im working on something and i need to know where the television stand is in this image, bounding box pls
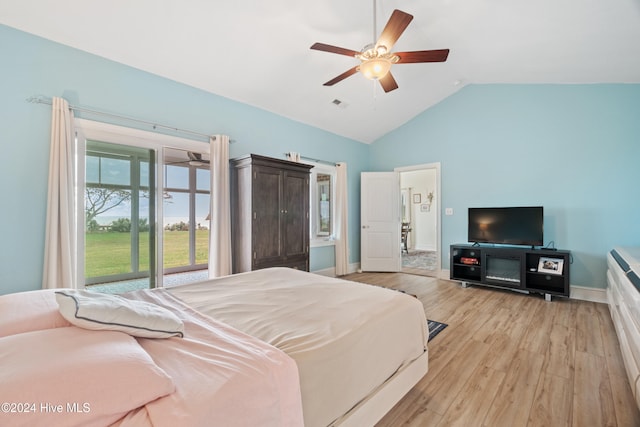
[450,244,570,299]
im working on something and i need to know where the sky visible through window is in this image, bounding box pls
[89,158,210,228]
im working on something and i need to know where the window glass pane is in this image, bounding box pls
[165,164,189,189]
[84,140,156,288]
[86,187,132,230]
[162,150,211,272]
[317,173,332,236]
[85,189,133,277]
[163,191,190,269]
[195,193,210,265]
[139,160,149,190]
[196,168,210,191]
[86,156,100,184]
[101,157,130,186]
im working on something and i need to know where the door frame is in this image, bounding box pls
[395,162,442,277]
[75,119,210,288]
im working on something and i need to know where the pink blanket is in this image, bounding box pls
[111,289,304,427]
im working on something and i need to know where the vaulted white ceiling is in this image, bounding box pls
[2,0,640,143]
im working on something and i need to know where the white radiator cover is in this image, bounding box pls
[607,247,640,409]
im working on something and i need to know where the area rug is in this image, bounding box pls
[402,250,437,270]
[427,320,448,342]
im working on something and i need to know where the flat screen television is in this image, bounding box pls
[468,206,543,247]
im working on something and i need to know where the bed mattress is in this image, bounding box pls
[126,288,304,427]
[168,267,428,427]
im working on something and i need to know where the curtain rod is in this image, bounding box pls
[27,95,216,141]
[284,153,337,166]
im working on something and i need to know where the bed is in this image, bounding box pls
[166,267,429,427]
[0,267,428,427]
[0,287,303,427]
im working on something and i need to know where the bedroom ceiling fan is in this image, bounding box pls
[167,151,210,167]
[186,151,209,166]
[310,4,450,93]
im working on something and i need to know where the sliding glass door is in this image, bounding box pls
[77,119,212,292]
[76,119,211,292]
[84,141,156,288]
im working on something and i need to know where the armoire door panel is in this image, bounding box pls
[253,166,283,261]
[283,171,309,258]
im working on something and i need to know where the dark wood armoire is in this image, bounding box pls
[230,154,313,273]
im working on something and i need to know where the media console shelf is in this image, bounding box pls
[450,244,570,300]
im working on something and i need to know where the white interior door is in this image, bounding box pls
[361,172,401,272]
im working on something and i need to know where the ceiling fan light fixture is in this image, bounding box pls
[359,57,392,80]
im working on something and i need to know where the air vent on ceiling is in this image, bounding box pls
[331,99,348,109]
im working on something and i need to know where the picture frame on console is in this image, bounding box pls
[538,257,564,275]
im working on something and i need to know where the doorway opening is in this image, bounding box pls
[396,163,441,278]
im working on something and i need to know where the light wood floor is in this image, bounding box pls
[341,272,640,427]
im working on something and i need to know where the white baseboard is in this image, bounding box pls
[570,285,608,303]
[311,267,336,277]
[312,263,360,278]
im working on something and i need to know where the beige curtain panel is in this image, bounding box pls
[208,135,232,278]
[42,97,77,289]
[334,162,349,276]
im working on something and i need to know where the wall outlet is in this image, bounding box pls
[445,208,454,215]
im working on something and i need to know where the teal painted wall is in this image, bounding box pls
[0,24,367,295]
[370,84,640,289]
[2,22,638,295]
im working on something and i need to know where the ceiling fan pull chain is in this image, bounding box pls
[372,81,378,110]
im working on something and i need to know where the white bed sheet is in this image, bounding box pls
[168,267,428,427]
[116,288,304,427]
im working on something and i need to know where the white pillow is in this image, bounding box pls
[55,290,184,339]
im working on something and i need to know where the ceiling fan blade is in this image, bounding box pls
[310,42,359,58]
[377,10,413,51]
[379,72,399,93]
[323,66,360,86]
[395,49,450,64]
